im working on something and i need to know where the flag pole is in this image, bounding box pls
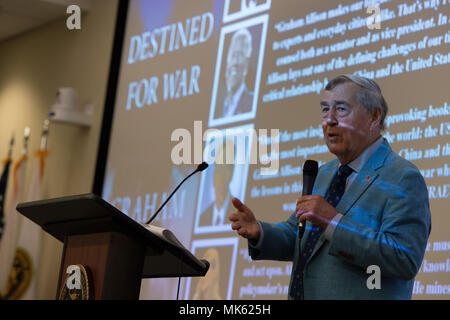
[7,134,14,160]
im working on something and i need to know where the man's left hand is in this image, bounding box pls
[296,195,339,230]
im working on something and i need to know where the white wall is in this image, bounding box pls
[0,0,118,299]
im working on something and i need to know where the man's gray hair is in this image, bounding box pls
[228,28,252,62]
[325,74,389,130]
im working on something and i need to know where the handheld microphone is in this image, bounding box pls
[146,162,208,224]
[298,160,318,239]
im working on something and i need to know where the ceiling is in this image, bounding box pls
[0,0,91,42]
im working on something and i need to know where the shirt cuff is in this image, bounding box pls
[323,213,343,241]
[248,220,264,249]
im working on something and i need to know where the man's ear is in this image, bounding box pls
[370,108,382,131]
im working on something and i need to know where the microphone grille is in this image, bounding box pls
[303,160,318,176]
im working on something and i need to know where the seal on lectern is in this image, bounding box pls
[59,264,93,300]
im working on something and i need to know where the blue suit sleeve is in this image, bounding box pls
[249,213,299,261]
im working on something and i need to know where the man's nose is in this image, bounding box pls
[324,109,338,126]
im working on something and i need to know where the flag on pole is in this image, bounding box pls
[0,154,27,298]
[7,149,49,300]
[0,128,30,299]
[4,122,49,300]
[0,135,14,242]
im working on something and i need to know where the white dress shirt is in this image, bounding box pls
[222,83,246,118]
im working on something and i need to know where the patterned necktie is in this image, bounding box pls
[290,164,354,300]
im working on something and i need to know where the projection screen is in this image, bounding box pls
[100,0,450,299]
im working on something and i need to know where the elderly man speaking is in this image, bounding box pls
[229,74,431,299]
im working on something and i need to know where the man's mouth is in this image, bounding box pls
[327,133,340,142]
[328,132,339,138]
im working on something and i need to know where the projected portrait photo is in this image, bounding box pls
[209,15,268,127]
[194,124,254,234]
[223,0,271,23]
[184,237,239,300]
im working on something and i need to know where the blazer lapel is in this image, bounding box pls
[306,141,392,263]
[336,141,391,215]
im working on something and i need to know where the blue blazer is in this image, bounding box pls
[249,140,431,299]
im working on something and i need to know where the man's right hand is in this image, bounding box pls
[229,197,261,242]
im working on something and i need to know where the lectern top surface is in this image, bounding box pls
[16,193,161,244]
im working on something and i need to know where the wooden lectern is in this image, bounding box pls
[16,193,209,300]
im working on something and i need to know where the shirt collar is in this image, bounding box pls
[345,136,384,173]
[212,190,231,225]
[223,83,246,117]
